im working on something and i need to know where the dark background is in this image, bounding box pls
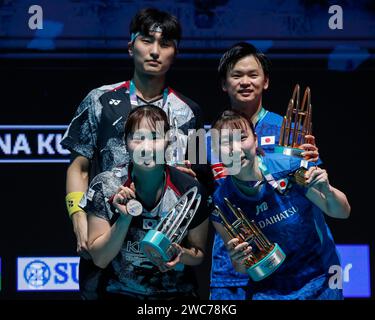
[0,0,374,300]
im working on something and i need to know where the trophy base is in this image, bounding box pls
[140,230,172,264]
[247,243,286,281]
[274,146,304,158]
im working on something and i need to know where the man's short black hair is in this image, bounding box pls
[129,8,182,44]
[218,42,271,81]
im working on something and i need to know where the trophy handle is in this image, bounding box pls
[157,192,189,235]
[174,193,202,244]
[140,186,202,266]
[277,84,313,154]
[160,187,198,238]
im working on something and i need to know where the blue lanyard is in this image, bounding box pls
[232,156,281,194]
[129,79,169,108]
[254,107,268,127]
[257,155,283,193]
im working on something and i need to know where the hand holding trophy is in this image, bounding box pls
[140,186,201,269]
[276,84,315,186]
[216,198,286,281]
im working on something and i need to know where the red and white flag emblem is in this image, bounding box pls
[260,136,275,146]
[277,178,288,191]
[211,163,227,180]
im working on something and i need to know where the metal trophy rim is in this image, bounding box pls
[246,243,286,281]
[140,230,172,262]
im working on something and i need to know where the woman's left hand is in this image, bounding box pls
[305,166,332,194]
[158,243,183,273]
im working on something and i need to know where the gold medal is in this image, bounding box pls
[293,167,308,186]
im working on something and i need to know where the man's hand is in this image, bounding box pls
[72,211,91,259]
[175,160,197,178]
[300,134,319,162]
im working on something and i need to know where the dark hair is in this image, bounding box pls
[212,109,264,156]
[218,42,271,81]
[212,109,256,136]
[129,8,182,44]
[124,105,170,141]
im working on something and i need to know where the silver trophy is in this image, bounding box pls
[140,187,201,267]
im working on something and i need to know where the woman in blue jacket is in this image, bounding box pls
[210,109,350,300]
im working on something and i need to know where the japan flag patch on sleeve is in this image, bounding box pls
[277,178,289,192]
[260,136,275,146]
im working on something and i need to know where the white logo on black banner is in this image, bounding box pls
[109,99,121,106]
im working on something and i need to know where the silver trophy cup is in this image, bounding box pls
[140,186,201,267]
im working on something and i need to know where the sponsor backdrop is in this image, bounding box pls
[11,246,371,298]
[17,257,79,291]
[0,0,374,299]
